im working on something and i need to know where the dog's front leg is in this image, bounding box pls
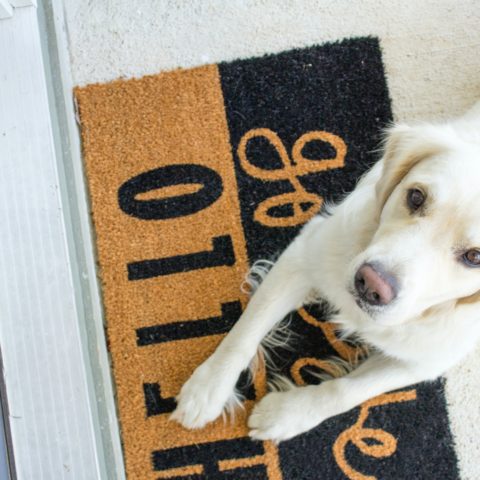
[171,238,312,429]
[248,353,433,442]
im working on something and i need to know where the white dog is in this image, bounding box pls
[172,102,480,442]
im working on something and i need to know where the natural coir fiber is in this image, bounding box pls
[75,38,458,480]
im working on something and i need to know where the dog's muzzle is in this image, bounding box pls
[354,262,398,307]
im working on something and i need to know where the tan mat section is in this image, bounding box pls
[75,65,281,479]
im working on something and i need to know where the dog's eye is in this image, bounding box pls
[463,250,480,267]
[406,188,426,211]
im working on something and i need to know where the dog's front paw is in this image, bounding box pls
[248,387,321,442]
[171,360,238,429]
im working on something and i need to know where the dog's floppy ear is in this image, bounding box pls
[376,123,451,208]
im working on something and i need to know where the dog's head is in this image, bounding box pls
[350,110,480,325]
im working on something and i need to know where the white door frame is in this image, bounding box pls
[0,1,125,478]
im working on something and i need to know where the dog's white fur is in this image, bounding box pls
[171,102,480,442]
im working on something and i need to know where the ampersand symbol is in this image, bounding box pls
[237,128,347,227]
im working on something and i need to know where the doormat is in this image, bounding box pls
[75,37,459,480]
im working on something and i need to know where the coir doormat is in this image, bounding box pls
[75,37,459,480]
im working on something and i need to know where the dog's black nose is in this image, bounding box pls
[354,263,398,306]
